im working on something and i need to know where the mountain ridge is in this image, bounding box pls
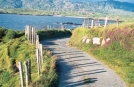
[0,0,134,17]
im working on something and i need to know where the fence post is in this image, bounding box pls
[25,61,29,87]
[27,26,30,41]
[104,16,108,28]
[82,18,85,28]
[30,26,32,43]
[25,26,27,38]
[34,27,36,44]
[28,59,31,82]
[19,62,24,87]
[91,20,94,28]
[36,35,39,49]
[39,44,43,64]
[36,49,40,76]
[117,16,119,28]
[31,27,34,44]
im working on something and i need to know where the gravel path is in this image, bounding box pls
[41,37,126,87]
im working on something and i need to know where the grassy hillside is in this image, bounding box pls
[0,28,70,87]
[1,0,134,22]
[68,22,134,87]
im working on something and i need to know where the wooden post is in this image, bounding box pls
[33,27,35,44]
[91,20,94,28]
[36,49,40,76]
[25,61,29,87]
[30,26,32,43]
[36,35,39,49]
[31,27,34,44]
[19,62,24,87]
[25,26,27,37]
[117,16,119,28]
[98,20,100,27]
[39,44,43,64]
[87,18,90,28]
[83,18,85,28]
[28,59,31,82]
[34,27,36,44]
[104,16,108,28]
[24,59,31,87]
[27,26,30,41]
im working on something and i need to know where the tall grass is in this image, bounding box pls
[0,27,58,87]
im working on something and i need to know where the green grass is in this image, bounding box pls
[37,29,72,41]
[68,22,134,87]
[0,27,58,87]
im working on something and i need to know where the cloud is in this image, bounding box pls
[72,0,134,3]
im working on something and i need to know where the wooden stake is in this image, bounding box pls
[36,35,39,49]
[36,49,40,75]
[27,26,30,41]
[25,26,27,37]
[91,20,94,28]
[104,16,108,28]
[28,59,31,82]
[83,18,86,28]
[40,44,43,64]
[31,27,34,44]
[25,61,29,87]
[19,62,24,87]
[117,16,119,28]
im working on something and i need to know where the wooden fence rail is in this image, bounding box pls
[19,25,44,87]
[82,16,120,28]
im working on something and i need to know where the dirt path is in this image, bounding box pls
[41,37,126,87]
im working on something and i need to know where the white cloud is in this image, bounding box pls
[75,0,134,3]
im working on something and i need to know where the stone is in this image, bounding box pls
[86,39,91,44]
[82,35,88,43]
[101,39,106,46]
[82,38,86,43]
[106,38,110,42]
[93,37,100,45]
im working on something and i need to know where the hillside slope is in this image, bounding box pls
[68,22,134,87]
[0,0,134,16]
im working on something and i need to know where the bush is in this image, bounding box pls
[9,41,19,58]
[5,29,16,40]
[0,70,13,86]
[0,27,7,38]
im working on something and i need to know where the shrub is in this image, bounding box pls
[5,29,16,40]
[8,41,19,58]
[0,27,7,38]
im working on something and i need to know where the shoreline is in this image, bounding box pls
[0,13,119,22]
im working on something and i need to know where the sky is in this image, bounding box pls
[71,0,134,3]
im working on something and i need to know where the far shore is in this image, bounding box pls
[0,13,120,22]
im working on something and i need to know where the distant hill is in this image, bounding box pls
[0,0,134,16]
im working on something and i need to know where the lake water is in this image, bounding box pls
[0,14,115,30]
[0,14,83,30]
